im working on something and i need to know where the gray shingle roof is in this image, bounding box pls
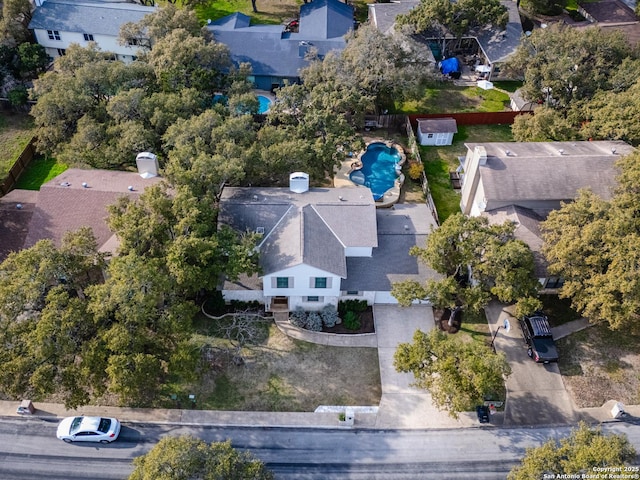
[218,186,377,277]
[28,0,155,37]
[483,205,548,278]
[475,0,523,64]
[417,117,457,134]
[465,140,633,204]
[0,189,39,262]
[24,168,162,250]
[341,204,441,291]
[208,0,352,77]
[368,1,419,35]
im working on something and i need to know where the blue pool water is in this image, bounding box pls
[213,94,273,114]
[257,95,273,114]
[349,142,402,200]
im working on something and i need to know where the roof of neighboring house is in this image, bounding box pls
[577,0,640,47]
[475,0,523,64]
[417,117,458,134]
[29,0,156,37]
[368,1,419,35]
[24,168,162,251]
[218,186,378,277]
[341,203,441,291]
[208,0,353,78]
[510,88,538,111]
[483,205,548,278]
[464,140,633,205]
[0,189,39,262]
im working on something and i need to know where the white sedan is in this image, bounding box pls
[56,416,121,444]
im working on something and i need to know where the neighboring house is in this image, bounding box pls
[578,0,640,48]
[208,0,354,90]
[23,168,162,253]
[460,140,634,288]
[368,0,523,80]
[0,189,39,262]
[217,173,439,310]
[416,117,457,146]
[29,0,156,62]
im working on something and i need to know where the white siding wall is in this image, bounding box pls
[263,264,342,299]
[345,246,373,257]
[33,29,143,61]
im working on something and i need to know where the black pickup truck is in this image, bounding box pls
[519,313,559,364]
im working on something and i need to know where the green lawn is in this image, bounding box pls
[421,124,513,222]
[194,0,371,26]
[14,156,68,190]
[0,113,36,180]
[395,85,514,114]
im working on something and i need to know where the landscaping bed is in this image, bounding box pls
[323,307,375,334]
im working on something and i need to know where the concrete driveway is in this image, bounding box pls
[373,304,476,428]
[485,301,578,426]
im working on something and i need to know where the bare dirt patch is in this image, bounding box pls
[558,323,640,408]
[193,323,381,411]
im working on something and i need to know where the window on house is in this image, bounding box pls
[276,277,288,288]
[314,277,327,288]
[427,133,434,138]
[83,33,94,41]
[56,48,66,56]
[545,277,564,289]
[47,30,61,41]
[346,290,359,295]
[126,38,139,46]
[306,296,320,302]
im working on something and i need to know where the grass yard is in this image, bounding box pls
[421,124,513,222]
[184,321,381,411]
[395,85,512,114]
[194,0,371,26]
[14,156,68,190]
[0,113,36,181]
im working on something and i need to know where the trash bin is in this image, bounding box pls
[17,400,35,415]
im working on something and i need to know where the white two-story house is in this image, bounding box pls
[29,0,155,62]
[218,173,441,310]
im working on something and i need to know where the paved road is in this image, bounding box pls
[4,417,640,479]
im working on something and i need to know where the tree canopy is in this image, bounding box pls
[394,329,510,417]
[129,437,274,480]
[542,150,640,330]
[392,214,540,315]
[397,0,508,53]
[508,422,636,479]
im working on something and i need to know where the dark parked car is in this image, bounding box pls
[476,405,490,423]
[519,313,558,364]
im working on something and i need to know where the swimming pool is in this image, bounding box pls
[349,142,403,200]
[257,95,273,114]
[213,93,273,114]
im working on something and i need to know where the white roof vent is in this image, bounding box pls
[557,148,564,155]
[82,182,88,188]
[611,147,617,154]
[289,172,309,193]
[128,185,134,191]
[252,195,259,201]
[256,226,265,234]
[505,149,511,156]
[136,152,159,179]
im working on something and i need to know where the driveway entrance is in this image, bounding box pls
[373,304,476,428]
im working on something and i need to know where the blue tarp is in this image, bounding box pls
[439,57,460,75]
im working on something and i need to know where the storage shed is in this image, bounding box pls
[416,118,458,146]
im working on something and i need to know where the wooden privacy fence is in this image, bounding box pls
[1,137,37,196]
[404,116,439,224]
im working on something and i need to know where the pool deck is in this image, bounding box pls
[334,158,401,208]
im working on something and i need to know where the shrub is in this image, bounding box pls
[408,161,424,180]
[229,300,261,311]
[320,305,338,328]
[306,312,323,332]
[338,299,367,317]
[290,307,307,328]
[343,311,361,331]
[203,291,226,316]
